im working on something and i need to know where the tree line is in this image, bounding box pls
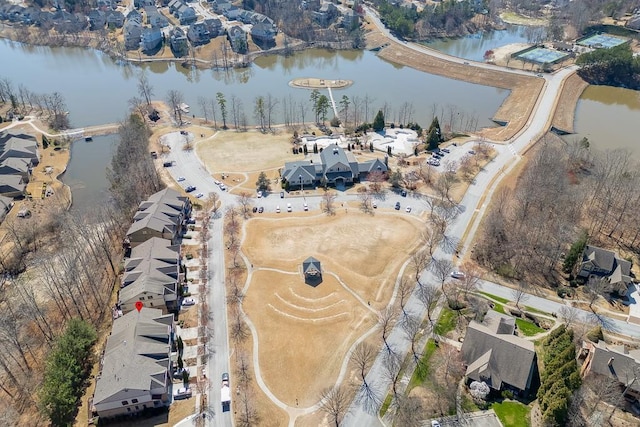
[576,44,640,90]
[0,76,70,130]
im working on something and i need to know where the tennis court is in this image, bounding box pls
[515,47,569,65]
[577,34,629,49]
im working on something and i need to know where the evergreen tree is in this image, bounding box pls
[427,127,440,150]
[373,110,385,132]
[256,171,271,192]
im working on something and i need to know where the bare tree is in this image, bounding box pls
[378,307,398,354]
[431,258,453,289]
[396,276,413,319]
[237,387,260,427]
[511,281,530,309]
[402,314,422,363]
[166,89,185,124]
[318,385,350,427]
[415,283,440,323]
[321,190,337,215]
[357,187,373,214]
[411,250,431,286]
[237,192,253,219]
[381,351,402,402]
[137,71,154,106]
[585,277,610,311]
[394,395,425,427]
[351,342,381,415]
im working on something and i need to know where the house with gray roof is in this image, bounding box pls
[106,10,125,28]
[124,17,143,50]
[144,6,169,28]
[140,26,163,52]
[281,143,387,189]
[204,18,223,37]
[0,131,39,167]
[92,308,174,419]
[0,175,25,198]
[0,195,12,223]
[187,21,210,45]
[251,21,276,49]
[88,9,106,30]
[126,188,191,247]
[120,237,181,313]
[461,312,538,397]
[578,245,633,296]
[170,26,189,56]
[582,340,640,402]
[0,131,38,198]
[227,25,247,53]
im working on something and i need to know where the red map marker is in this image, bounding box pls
[135,301,143,312]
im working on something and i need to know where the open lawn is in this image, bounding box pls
[243,269,375,405]
[196,129,297,172]
[242,211,423,305]
[492,401,531,427]
[241,211,423,405]
[479,291,510,304]
[515,318,545,336]
[407,339,437,391]
[435,307,457,336]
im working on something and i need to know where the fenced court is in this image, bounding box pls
[576,33,629,49]
[513,46,569,65]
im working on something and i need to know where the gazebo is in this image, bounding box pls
[302,256,322,286]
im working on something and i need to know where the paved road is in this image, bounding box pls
[342,9,581,427]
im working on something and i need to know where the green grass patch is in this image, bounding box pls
[492,401,531,427]
[380,393,393,417]
[515,318,545,336]
[435,307,456,336]
[524,306,549,316]
[461,394,480,412]
[492,303,506,314]
[479,292,510,304]
[407,339,437,391]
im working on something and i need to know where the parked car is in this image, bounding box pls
[450,271,465,279]
[182,297,196,306]
[252,206,258,213]
[258,206,264,213]
[372,201,377,208]
[431,421,441,427]
[441,148,450,153]
[401,190,407,197]
[468,150,476,155]
[276,205,280,213]
[395,202,401,210]
[214,179,221,185]
[185,185,196,192]
[174,387,192,400]
[405,206,412,213]
[177,176,185,182]
[304,203,308,211]
[287,203,292,212]
[280,191,285,198]
[187,218,196,224]
[219,184,226,191]
[222,372,229,382]
[195,193,204,198]
[257,190,262,198]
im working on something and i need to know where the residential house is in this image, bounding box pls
[281,143,388,188]
[211,0,238,17]
[168,0,183,14]
[176,4,196,25]
[88,9,107,30]
[20,6,40,25]
[460,311,539,397]
[170,26,189,57]
[187,21,210,45]
[312,2,338,27]
[92,308,174,419]
[342,8,359,30]
[134,0,155,8]
[582,340,640,403]
[126,188,191,247]
[0,195,12,223]
[577,245,633,296]
[119,237,181,313]
[144,5,168,28]
[0,131,40,167]
[227,25,247,53]
[0,158,32,183]
[106,10,125,28]
[124,19,143,50]
[0,175,25,198]
[52,10,88,33]
[140,26,163,52]
[203,18,222,37]
[628,12,640,30]
[250,21,276,49]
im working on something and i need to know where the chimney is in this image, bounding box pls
[608,357,615,366]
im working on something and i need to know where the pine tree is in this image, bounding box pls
[373,110,385,132]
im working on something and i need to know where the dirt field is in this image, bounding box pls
[551,73,589,134]
[243,211,423,305]
[241,211,423,404]
[243,269,375,405]
[196,129,297,173]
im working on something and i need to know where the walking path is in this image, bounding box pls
[326,86,340,118]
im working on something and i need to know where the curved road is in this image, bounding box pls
[159,12,640,427]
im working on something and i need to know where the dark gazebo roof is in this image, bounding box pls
[302,256,321,276]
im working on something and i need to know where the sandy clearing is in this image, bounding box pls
[242,211,423,304]
[243,269,375,405]
[195,129,297,172]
